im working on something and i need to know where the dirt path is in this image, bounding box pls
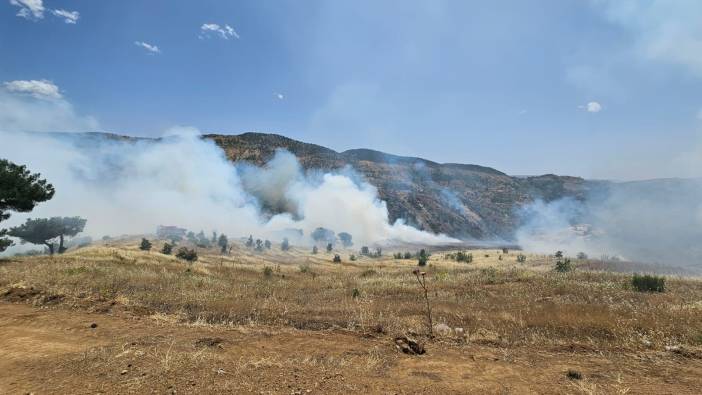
[1,302,700,394]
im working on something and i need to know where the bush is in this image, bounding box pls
[577,252,588,260]
[555,258,572,273]
[516,254,526,263]
[417,249,428,266]
[175,247,198,262]
[161,243,173,255]
[361,246,370,255]
[403,251,412,259]
[455,251,473,263]
[312,246,318,254]
[139,238,152,251]
[632,274,665,292]
[263,266,273,277]
[350,254,357,261]
[333,254,342,263]
[281,238,290,251]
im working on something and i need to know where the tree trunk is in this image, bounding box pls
[58,234,66,254]
[45,242,54,255]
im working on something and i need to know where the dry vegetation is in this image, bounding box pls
[2,240,702,394]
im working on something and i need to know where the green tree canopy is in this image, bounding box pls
[0,159,55,252]
[9,216,86,254]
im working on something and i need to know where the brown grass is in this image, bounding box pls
[2,241,702,351]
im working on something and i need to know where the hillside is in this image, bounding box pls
[206,132,593,239]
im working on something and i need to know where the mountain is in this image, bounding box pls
[205,132,597,239]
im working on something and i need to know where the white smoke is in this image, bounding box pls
[516,180,702,268]
[0,129,456,253]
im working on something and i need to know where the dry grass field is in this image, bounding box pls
[1,239,702,394]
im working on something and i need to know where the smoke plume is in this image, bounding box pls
[516,179,702,269]
[0,129,457,253]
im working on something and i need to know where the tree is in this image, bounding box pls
[311,227,335,244]
[333,254,342,263]
[139,238,152,251]
[361,246,370,255]
[176,247,198,262]
[196,230,210,247]
[264,239,271,249]
[281,237,290,251]
[211,231,218,244]
[218,234,228,254]
[338,232,353,247]
[0,159,55,252]
[9,216,86,255]
[417,249,428,266]
[326,242,333,252]
[246,235,254,248]
[161,242,173,255]
[255,239,263,251]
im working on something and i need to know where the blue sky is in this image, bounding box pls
[1,0,701,180]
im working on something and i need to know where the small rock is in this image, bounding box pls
[454,327,465,337]
[433,323,452,337]
[394,336,425,355]
[89,323,98,329]
[120,369,128,375]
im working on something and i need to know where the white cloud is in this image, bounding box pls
[275,92,284,100]
[134,41,161,54]
[586,101,602,113]
[51,9,79,24]
[200,23,239,40]
[578,101,602,113]
[593,0,702,77]
[3,79,62,100]
[10,0,44,19]
[0,81,99,133]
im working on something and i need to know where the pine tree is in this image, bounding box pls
[161,242,173,255]
[139,238,152,251]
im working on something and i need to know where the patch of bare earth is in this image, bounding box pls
[0,303,700,394]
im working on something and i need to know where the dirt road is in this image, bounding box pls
[1,302,700,394]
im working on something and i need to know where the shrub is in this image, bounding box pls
[352,288,361,299]
[333,254,342,263]
[350,254,357,261]
[566,369,582,380]
[417,249,428,266]
[326,242,333,252]
[299,264,311,273]
[516,254,526,263]
[281,238,290,251]
[175,247,198,262]
[632,274,665,292]
[361,246,370,255]
[393,252,402,259]
[502,248,509,254]
[555,258,572,273]
[263,266,273,277]
[455,251,473,263]
[161,242,173,255]
[264,240,271,249]
[577,252,588,260]
[245,235,254,248]
[404,251,412,259]
[255,239,263,252]
[139,238,152,251]
[312,246,318,254]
